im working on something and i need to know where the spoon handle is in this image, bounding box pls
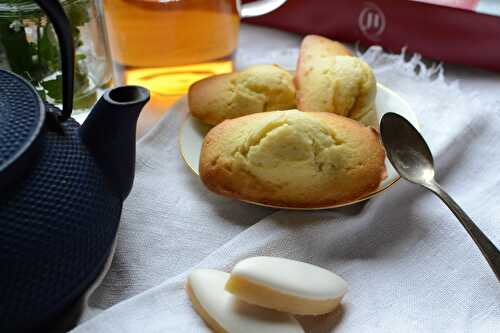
[429,182,500,281]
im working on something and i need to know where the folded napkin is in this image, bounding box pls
[73,46,500,332]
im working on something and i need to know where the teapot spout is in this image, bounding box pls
[79,86,150,200]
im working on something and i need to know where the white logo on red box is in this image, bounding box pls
[359,2,386,41]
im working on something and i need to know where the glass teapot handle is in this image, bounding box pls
[34,0,75,121]
[238,0,287,18]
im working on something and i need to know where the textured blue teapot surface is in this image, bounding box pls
[0,104,122,331]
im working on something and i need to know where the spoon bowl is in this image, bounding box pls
[380,112,500,281]
[380,112,435,185]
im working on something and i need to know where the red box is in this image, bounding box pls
[244,0,500,71]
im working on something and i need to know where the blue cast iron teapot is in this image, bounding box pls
[0,0,150,331]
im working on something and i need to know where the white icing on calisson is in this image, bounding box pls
[229,257,347,299]
[225,256,348,315]
[187,269,304,333]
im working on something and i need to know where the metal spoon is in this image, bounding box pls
[380,112,500,281]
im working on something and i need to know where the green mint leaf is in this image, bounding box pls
[76,53,87,61]
[40,74,63,101]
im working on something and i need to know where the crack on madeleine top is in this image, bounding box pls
[320,56,375,120]
[225,84,236,109]
[231,115,345,174]
[326,126,345,146]
[226,67,295,117]
[310,128,345,173]
[234,118,290,158]
[349,61,376,121]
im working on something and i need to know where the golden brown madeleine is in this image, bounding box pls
[199,110,386,208]
[296,34,353,59]
[189,64,296,125]
[295,35,377,126]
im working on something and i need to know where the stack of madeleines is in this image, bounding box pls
[187,257,348,333]
[188,35,386,208]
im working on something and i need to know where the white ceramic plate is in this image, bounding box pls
[179,83,419,210]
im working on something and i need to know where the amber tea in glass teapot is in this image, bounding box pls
[102,0,287,101]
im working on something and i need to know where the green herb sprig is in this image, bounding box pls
[0,0,90,102]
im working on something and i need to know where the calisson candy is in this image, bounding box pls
[225,256,348,315]
[187,269,304,333]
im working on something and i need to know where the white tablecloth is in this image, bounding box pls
[73,25,500,333]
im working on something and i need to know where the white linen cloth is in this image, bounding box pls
[72,46,500,332]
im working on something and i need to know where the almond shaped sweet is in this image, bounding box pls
[225,256,348,315]
[187,269,304,333]
[295,35,377,125]
[189,64,296,125]
[199,110,386,208]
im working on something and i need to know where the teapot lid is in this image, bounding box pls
[0,70,45,190]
